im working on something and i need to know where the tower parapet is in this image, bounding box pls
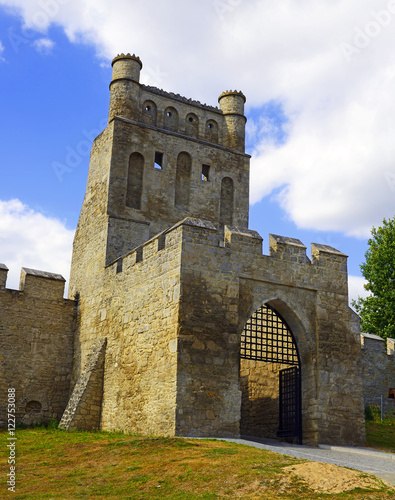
[109,53,142,122]
[218,90,247,152]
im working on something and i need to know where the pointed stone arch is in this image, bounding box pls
[240,302,302,443]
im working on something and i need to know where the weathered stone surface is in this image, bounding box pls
[0,269,76,427]
[59,337,107,431]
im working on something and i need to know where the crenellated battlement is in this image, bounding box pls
[108,52,247,152]
[111,53,142,67]
[269,234,310,264]
[106,220,350,299]
[311,243,348,269]
[141,84,220,113]
[0,265,67,300]
[219,90,246,101]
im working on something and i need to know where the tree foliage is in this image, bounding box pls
[352,216,395,339]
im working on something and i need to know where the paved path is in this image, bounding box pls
[206,437,395,487]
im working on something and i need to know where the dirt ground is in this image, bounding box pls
[283,461,388,494]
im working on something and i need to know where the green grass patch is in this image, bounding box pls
[0,428,393,499]
[366,420,395,452]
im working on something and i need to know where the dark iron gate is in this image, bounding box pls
[240,304,302,443]
[278,366,302,443]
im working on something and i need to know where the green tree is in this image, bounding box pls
[352,216,395,339]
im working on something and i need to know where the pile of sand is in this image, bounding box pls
[283,461,386,494]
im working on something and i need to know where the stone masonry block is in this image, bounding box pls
[224,226,262,254]
[311,243,348,270]
[0,263,8,289]
[269,234,309,263]
[19,267,66,299]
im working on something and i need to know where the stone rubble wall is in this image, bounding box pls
[361,333,395,417]
[0,266,76,427]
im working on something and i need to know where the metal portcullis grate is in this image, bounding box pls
[278,366,302,443]
[240,304,299,365]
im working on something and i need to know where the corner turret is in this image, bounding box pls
[218,90,246,152]
[108,53,142,122]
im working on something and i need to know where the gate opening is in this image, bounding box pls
[240,304,302,444]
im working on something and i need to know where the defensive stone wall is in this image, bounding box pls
[70,222,185,435]
[0,266,76,427]
[361,332,395,416]
[148,219,365,445]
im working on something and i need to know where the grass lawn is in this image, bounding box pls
[1,427,394,499]
[366,420,395,453]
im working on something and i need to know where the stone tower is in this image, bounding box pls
[69,53,250,288]
[61,53,366,446]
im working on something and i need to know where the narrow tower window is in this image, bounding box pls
[154,152,164,170]
[136,247,143,263]
[158,233,166,251]
[175,152,192,208]
[126,152,144,210]
[202,164,210,182]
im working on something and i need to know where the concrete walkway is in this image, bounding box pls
[208,437,395,487]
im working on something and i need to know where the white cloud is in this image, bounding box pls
[0,199,74,293]
[33,37,54,54]
[0,40,5,61]
[1,0,395,236]
[348,275,370,307]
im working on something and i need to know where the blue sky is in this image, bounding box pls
[1,0,395,304]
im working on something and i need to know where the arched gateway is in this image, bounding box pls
[240,304,302,444]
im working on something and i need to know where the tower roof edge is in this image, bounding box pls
[111,53,143,69]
